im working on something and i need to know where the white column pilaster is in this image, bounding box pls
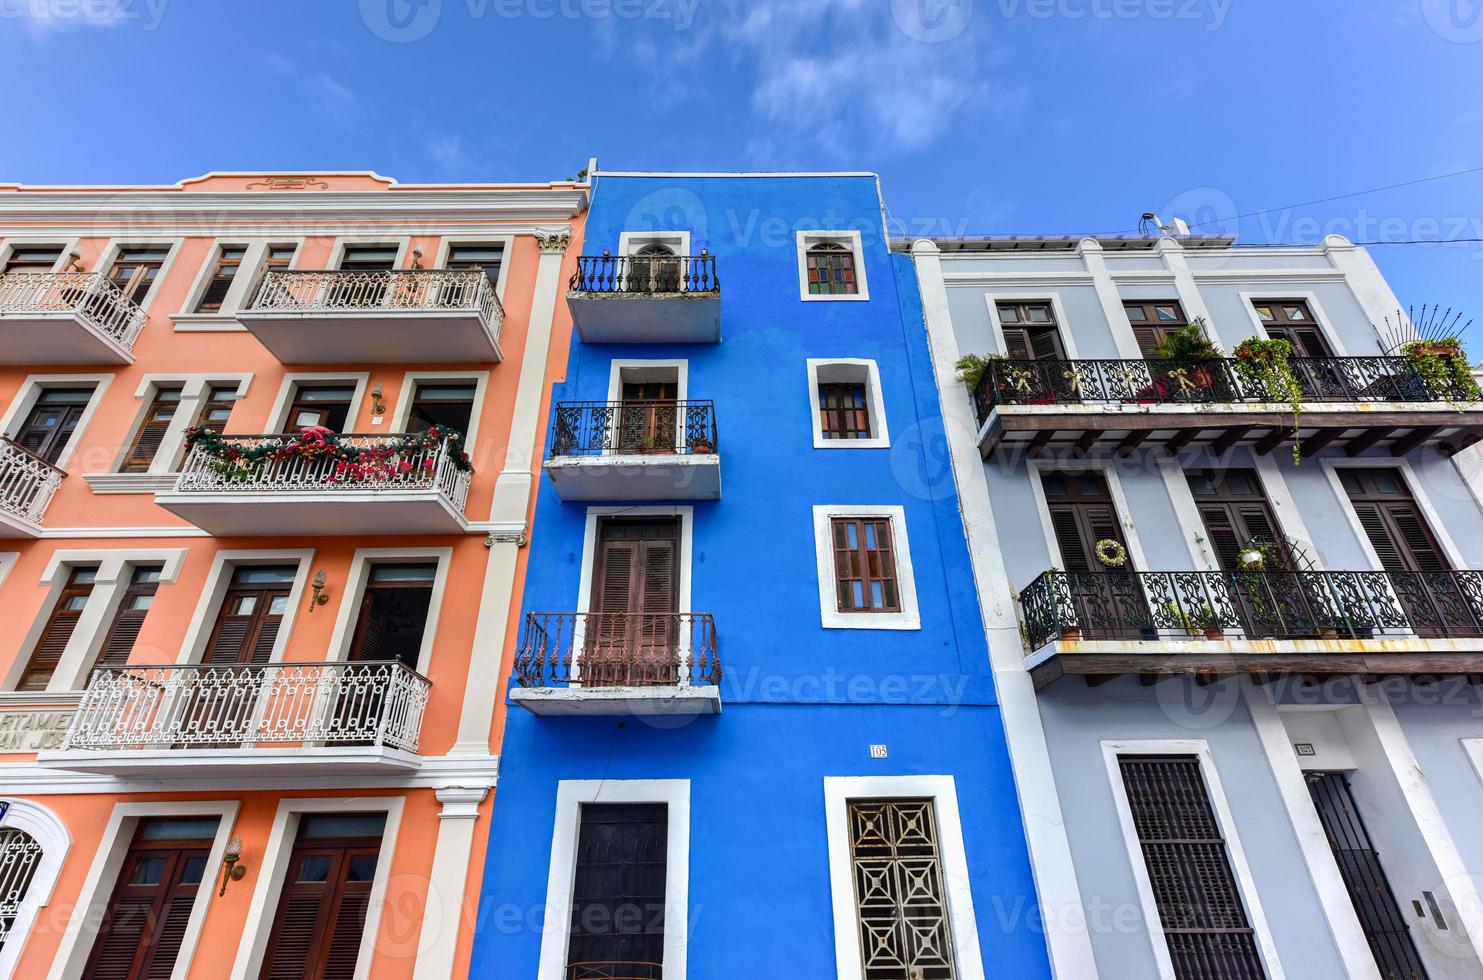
[411,785,492,980]
[1078,238,1145,359]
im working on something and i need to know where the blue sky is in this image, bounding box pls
[3,0,1481,335]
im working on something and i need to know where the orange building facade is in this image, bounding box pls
[0,172,586,979]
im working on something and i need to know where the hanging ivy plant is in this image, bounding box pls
[1232,336,1305,465]
[1401,337,1481,401]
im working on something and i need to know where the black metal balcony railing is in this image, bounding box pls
[569,254,719,295]
[516,612,721,688]
[550,401,718,456]
[1020,569,1483,649]
[973,356,1476,425]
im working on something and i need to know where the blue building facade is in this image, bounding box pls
[472,173,1050,979]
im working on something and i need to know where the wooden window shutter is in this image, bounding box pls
[1001,327,1032,360]
[95,566,163,670]
[1385,504,1448,571]
[1028,327,1064,362]
[1352,504,1405,571]
[1049,507,1094,571]
[121,387,183,473]
[204,569,294,665]
[594,541,636,614]
[18,568,95,691]
[1341,470,1450,572]
[1199,505,1245,570]
[639,541,676,614]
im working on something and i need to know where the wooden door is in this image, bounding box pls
[17,566,96,690]
[184,566,296,746]
[258,813,385,980]
[94,564,163,670]
[1042,471,1142,638]
[82,818,217,980]
[566,804,667,980]
[617,381,678,454]
[13,388,92,464]
[585,519,680,686]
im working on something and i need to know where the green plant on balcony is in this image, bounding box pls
[184,425,472,485]
[1232,336,1305,465]
[1402,337,1481,401]
[1151,323,1224,362]
[954,352,1006,391]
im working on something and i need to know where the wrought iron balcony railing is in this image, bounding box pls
[569,254,719,295]
[173,432,472,511]
[0,271,148,350]
[516,612,721,688]
[550,401,718,457]
[973,356,1476,425]
[62,661,431,753]
[0,437,64,530]
[568,963,663,980]
[1020,568,1483,649]
[249,267,504,323]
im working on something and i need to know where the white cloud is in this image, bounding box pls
[427,134,467,171]
[304,72,364,125]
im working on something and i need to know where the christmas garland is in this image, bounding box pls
[184,425,472,485]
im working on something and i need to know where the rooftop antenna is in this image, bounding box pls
[1139,211,1191,238]
[1378,304,1472,355]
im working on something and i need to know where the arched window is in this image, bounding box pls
[806,241,858,295]
[0,829,42,953]
[629,242,681,293]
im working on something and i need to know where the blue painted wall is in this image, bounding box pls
[471,174,1049,978]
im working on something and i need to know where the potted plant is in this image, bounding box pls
[1402,337,1482,401]
[1193,604,1224,640]
[1161,601,1198,638]
[690,435,715,454]
[1233,336,1305,464]
[954,352,1006,392]
[1152,323,1224,363]
[1150,323,1226,402]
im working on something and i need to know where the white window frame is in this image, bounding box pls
[823,775,985,980]
[982,291,1081,359]
[228,796,404,980]
[1238,291,1350,356]
[328,237,411,271]
[1319,458,1471,571]
[322,547,453,675]
[1026,460,1150,571]
[602,360,690,454]
[812,504,921,630]
[576,506,693,615]
[97,374,252,481]
[0,374,112,470]
[386,370,490,447]
[431,234,515,300]
[0,798,70,980]
[536,779,690,980]
[797,230,869,302]
[617,230,691,258]
[176,549,314,665]
[1101,740,1286,980]
[806,358,889,449]
[172,239,305,331]
[0,237,79,274]
[47,800,239,980]
[88,238,182,313]
[265,372,371,433]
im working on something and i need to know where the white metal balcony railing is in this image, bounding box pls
[173,432,472,512]
[0,272,148,350]
[62,662,431,753]
[0,438,64,530]
[249,268,504,326]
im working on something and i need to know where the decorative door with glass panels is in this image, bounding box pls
[585,519,680,686]
[106,246,170,305]
[617,381,678,454]
[847,798,957,979]
[283,384,355,432]
[1124,300,1189,357]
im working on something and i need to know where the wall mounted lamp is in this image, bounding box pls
[309,569,330,612]
[219,836,247,896]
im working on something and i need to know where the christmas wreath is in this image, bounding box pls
[1094,538,1128,567]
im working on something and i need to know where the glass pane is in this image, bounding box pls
[72,567,98,584]
[179,856,207,885]
[369,563,438,584]
[413,384,478,401]
[138,817,219,840]
[132,565,164,585]
[64,595,90,611]
[1155,306,1179,321]
[293,410,322,427]
[299,855,332,882]
[268,595,290,616]
[296,387,356,402]
[1254,305,1274,321]
[234,565,297,584]
[232,596,258,616]
[130,857,166,885]
[1026,305,1052,323]
[997,306,1019,323]
[299,813,387,839]
[129,594,154,611]
[346,855,379,882]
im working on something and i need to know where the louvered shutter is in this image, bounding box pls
[1199,506,1244,570]
[1028,327,1065,361]
[322,885,371,979]
[1001,327,1032,360]
[349,592,386,662]
[144,891,196,980]
[18,572,94,691]
[83,892,154,979]
[262,890,321,979]
[1049,507,1095,571]
[84,842,209,980]
[121,388,182,474]
[1133,327,1161,357]
[204,593,254,665]
[250,614,282,665]
[260,842,379,980]
[95,574,160,670]
[1385,505,1448,571]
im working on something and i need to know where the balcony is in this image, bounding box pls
[544,401,721,501]
[971,356,1483,459]
[0,272,146,364]
[40,661,430,775]
[155,430,471,535]
[511,611,722,715]
[0,438,64,537]
[1020,568,1483,689]
[567,253,721,343]
[238,268,505,363]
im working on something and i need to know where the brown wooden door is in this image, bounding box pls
[17,566,96,690]
[586,519,680,686]
[120,386,183,473]
[1340,469,1473,637]
[259,813,386,980]
[1187,470,1288,571]
[1252,300,1333,358]
[13,387,93,464]
[204,566,297,665]
[617,381,678,454]
[566,804,668,979]
[82,817,217,980]
[1042,471,1142,638]
[284,385,355,432]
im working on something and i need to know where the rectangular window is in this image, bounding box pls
[566,803,667,980]
[120,385,183,473]
[997,302,1066,361]
[194,246,248,313]
[284,384,356,432]
[259,812,386,980]
[846,798,957,979]
[95,565,164,670]
[1,245,64,274]
[81,817,218,980]
[336,245,398,272]
[1124,300,1188,357]
[587,518,680,686]
[819,383,872,440]
[17,566,97,690]
[13,386,95,465]
[1186,469,1287,571]
[195,384,240,430]
[1251,300,1332,358]
[832,517,900,613]
[348,563,437,669]
[806,241,859,295]
[445,243,504,280]
[203,565,297,665]
[1041,471,1125,572]
[106,245,171,305]
[407,382,476,437]
[1118,756,1266,979]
